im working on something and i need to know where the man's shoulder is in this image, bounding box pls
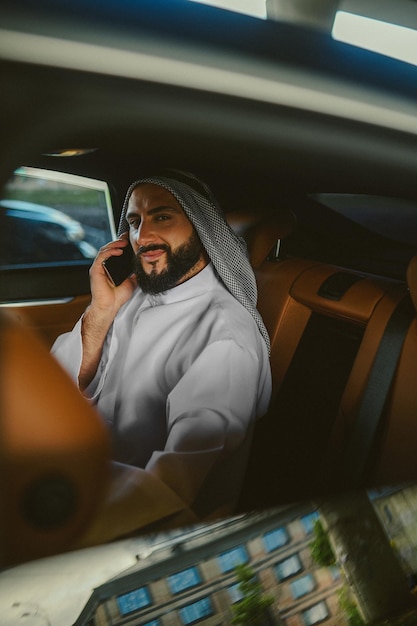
[205,282,264,349]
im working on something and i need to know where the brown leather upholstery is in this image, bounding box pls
[261,261,401,398]
[227,209,296,268]
[8,294,91,348]
[239,220,417,510]
[0,310,110,565]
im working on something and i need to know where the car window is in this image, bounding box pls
[280,193,417,281]
[0,166,116,303]
[0,166,115,270]
[311,193,417,246]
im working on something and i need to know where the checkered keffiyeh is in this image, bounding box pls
[118,171,271,353]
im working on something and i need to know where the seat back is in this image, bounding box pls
[0,310,110,566]
[227,209,296,270]
[237,213,417,511]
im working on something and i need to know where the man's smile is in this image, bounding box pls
[141,249,166,263]
[137,244,169,265]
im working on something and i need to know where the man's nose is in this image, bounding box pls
[135,219,154,245]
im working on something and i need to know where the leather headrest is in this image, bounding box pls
[227,209,296,268]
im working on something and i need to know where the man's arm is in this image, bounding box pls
[72,462,198,549]
[53,234,136,391]
[73,342,262,547]
[78,305,116,391]
[79,234,137,390]
[147,340,269,511]
[72,340,270,547]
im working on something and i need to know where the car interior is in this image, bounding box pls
[1,0,417,578]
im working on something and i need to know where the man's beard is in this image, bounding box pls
[134,231,204,294]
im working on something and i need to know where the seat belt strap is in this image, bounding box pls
[343,295,415,486]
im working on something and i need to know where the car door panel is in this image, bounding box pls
[5,294,90,348]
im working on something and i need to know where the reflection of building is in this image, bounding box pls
[371,483,417,583]
[74,505,347,626]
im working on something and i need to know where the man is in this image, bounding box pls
[52,171,271,545]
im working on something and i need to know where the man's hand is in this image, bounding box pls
[90,234,136,316]
[79,235,137,391]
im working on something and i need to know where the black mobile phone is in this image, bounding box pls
[103,241,135,286]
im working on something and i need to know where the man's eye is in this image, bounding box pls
[129,219,140,229]
[155,214,171,221]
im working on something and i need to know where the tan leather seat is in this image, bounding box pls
[227,209,296,269]
[0,310,110,566]
[238,227,417,511]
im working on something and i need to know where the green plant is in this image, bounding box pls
[309,519,336,567]
[338,586,365,626]
[231,564,275,625]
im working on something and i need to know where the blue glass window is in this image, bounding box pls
[179,597,213,625]
[218,546,248,573]
[290,574,315,599]
[168,567,201,594]
[275,554,302,581]
[302,601,329,625]
[228,583,244,603]
[263,527,289,552]
[142,621,160,626]
[117,587,151,616]
[300,512,320,534]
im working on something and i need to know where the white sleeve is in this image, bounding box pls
[50,318,84,383]
[145,340,262,511]
[73,462,198,548]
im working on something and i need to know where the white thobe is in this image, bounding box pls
[52,264,271,543]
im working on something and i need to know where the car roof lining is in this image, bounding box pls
[1,53,417,198]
